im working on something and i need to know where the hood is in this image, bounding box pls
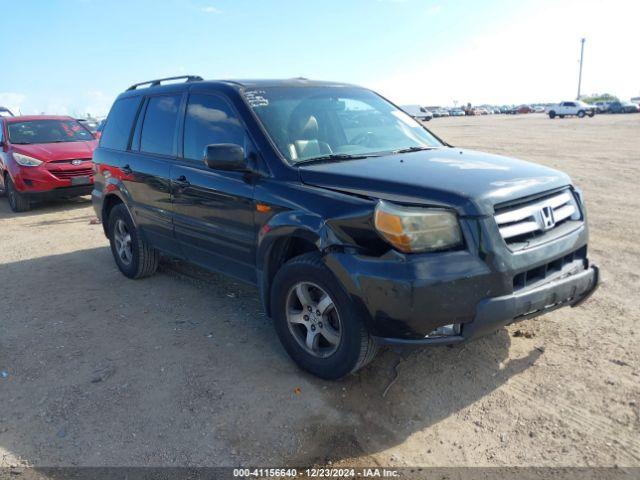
[12,140,97,162]
[298,148,572,216]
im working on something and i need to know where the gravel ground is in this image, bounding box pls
[0,113,638,468]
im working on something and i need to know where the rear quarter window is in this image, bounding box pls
[100,97,142,150]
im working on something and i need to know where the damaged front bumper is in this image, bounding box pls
[374,264,598,346]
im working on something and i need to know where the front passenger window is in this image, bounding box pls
[183,94,246,161]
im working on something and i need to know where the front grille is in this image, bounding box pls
[49,158,92,165]
[50,168,93,179]
[494,189,582,249]
[513,246,587,291]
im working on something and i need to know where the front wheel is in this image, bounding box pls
[577,110,585,118]
[271,252,378,380]
[6,176,30,212]
[548,111,556,119]
[588,111,595,117]
[107,204,159,279]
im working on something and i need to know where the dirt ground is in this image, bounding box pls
[1,113,639,468]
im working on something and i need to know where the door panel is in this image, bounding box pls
[170,91,257,283]
[120,151,178,255]
[171,163,256,283]
[123,92,183,256]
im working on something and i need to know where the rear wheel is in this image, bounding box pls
[5,176,30,212]
[271,252,378,380]
[577,110,585,118]
[107,204,159,279]
[559,114,565,119]
[588,111,595,117]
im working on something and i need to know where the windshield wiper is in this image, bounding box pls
[392,146,437,154]
[296,153,379,165]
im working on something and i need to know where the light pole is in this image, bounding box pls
[577,38,585,100]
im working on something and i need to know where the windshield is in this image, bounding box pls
[8,119,94,144]
[243,86,442,163]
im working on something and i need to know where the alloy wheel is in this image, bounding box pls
[285,281,342,358]
[113,219,133,265]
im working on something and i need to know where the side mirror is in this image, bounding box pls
[204,144,247,171]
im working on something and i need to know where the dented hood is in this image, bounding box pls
[298,148,572,216]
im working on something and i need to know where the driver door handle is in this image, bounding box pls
[173,175,191,188]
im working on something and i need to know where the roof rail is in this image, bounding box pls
[126,75,203,91]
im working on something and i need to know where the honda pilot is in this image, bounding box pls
[92,76,599,379]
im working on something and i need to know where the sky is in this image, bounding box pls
[1,0,638,116]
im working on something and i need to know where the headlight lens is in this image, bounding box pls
[13,153,43,167]
[374,201,462,253]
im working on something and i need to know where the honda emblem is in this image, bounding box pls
[71,159,82,166]
[539,206,555,230]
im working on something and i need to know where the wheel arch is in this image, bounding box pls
[101,191,135,237]
[258,228,322,317]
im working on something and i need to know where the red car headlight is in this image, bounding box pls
[13,153,43,167]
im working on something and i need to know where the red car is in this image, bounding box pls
[0,115,97,212]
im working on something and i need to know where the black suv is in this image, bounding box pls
[92,76,599,379]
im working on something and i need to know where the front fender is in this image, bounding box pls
[255,209,355,316]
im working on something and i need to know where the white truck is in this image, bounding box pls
[400,104,433,121]
[547,101,595,119]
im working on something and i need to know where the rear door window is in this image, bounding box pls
[100,96,142,150]
[140,94,182,156]
[183,93,246,161]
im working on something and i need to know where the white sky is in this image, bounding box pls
[369,0,640,106]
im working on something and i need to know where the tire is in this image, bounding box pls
[588,111,595,117]
[548,111,556,119]
[271,252,378,380]
[107,203,159,279]
[559,115,565,119]
[577,110,585,118]
[5,175,30,212]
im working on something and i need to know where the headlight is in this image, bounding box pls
[13,153,43,167]
[374,201,462,253]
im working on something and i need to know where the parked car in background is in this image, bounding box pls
[77,118,101,134]
[474,107,489,115]
[593,101,610,113]
[92,75,598,379]
[0,115,97,212]
[401,105,433,121]
[425,106,443,117]
[608,101,639,114]
[0,107,14,117]
[450,108,466,116]
[435,108,450,117]
[548,101,595,119]
[532,105,545,113]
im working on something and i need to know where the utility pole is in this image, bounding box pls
[577,38,585,100]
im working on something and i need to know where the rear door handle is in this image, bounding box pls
[173,175,191,188]
[121,164,132,175]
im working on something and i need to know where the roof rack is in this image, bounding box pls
[126,75,203,91]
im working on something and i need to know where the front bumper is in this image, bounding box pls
[376,265,600,345]
[11,164,93,195]
[324,216,597,344]
[375,264,598,345]
[26,185,94,200]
